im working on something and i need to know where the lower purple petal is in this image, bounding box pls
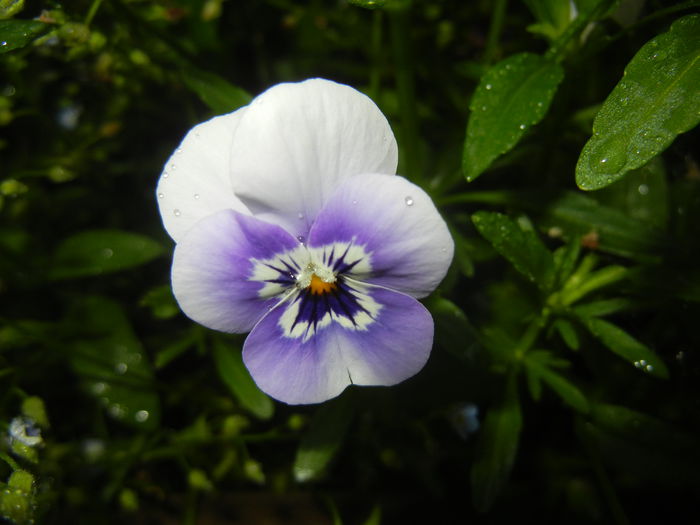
[242,282,434,404]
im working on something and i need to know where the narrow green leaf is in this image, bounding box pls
[553,318,580,350]
[463,52,564,181]
[212,337,274,420]
[427,296,480,360]
[525,351,589,413]
[580,317,668,378]
[560,264,628,305]
[0,20,49,54]
[362,505,382,525]
[66,296,160,430]
[348,0,386,9]
[182,68,252,114]
[572,298,634,318]
[576,14,700,190]
[294,394,355,483]
[50,230,164,280]
[552,237,581,287]
[472,211,554,291]
[471,371,522,512]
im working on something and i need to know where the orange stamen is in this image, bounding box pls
[308,274,337,295]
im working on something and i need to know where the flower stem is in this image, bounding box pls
[368,10,383,102]
[389,6,422,185]
[483,0,508,65]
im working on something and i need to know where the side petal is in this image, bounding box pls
[242,282,433,405]
[172,209,303,333]
[157,111,251,242]
[308,174,454,298]
[230,79,398,240]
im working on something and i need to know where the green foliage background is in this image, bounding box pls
[1,0,699,523]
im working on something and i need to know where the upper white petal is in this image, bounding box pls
[156,110,250,242]
[229,78,398,240]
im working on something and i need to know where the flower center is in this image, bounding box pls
[308,274,337,295]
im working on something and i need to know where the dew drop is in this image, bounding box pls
[600,158,608,164]
[352,200,358,205]
[176,147,182,155]
[115,362,128,375]
[638,184,649,195]
[537,101,543,107]
[645,364,654,373]
[92,382,107,394]
[173,209,181,217]
[170,164,177,172]
[162,172,169,179]
[634,361,642,368]
[158,192,164,199]
[0,42,6,47]
[519,124,526,130]
[134,410,149,423]
[297,235,305,244]
[480,105,487,111]
[404,196,414,206]
[101,248,114,259]
[485,83,492,90]
[193,193,200,200]
[640,359,647,366]
[297,212,304,220]
[109,404,125,418]
[195,131,201,138]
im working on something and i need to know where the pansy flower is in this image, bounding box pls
[156,79,453,404]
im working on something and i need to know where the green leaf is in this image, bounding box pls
[542,191,664,259]
[552,318,580,350]
[580,317,668,378]
[463,52,564,181]
[472,211,554,291]
[182,68,252,114]
[560,264,628,306]
[50,230,164,280]
[66,296,160,430]
[471,371,522,512]
[427,296,480,360]
[552,237,581,287]
[524,0,576,41]
[212,337,274,420]
[348,0,386,9]
[0,20,49,54]
[572,298,634,318]
[525,351,589,413]
[576,14,700,190]
[294,394,355,483]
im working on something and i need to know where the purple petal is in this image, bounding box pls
[172,209,304,333]
[308,174,454,298]
[230,79,398,241]
[242,282,433,404]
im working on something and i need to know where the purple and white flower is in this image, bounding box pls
[156,79,453,405]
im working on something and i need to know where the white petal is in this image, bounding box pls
[230,78,398,240]
[156,110,251,242]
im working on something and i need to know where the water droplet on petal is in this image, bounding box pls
[405,196,414,206]
[162,172,169,179]
[297,235,305,244]
[195,131,201,138]
[297,212,304,220]
[158,192,164,199]
[170,164,177,172]
[352,200,358,205]
[193,193,200,200]
[173,209,181,217]
[135,410,149,422]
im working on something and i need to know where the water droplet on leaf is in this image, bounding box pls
[135,410,149,422]
[638,184,649,195]
[115,362,128,374]
[485,83,492,90]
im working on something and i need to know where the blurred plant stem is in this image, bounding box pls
[85,0,104,27]
[368,10,383,102]
[483,0,507,64]
[389,5,423,185]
